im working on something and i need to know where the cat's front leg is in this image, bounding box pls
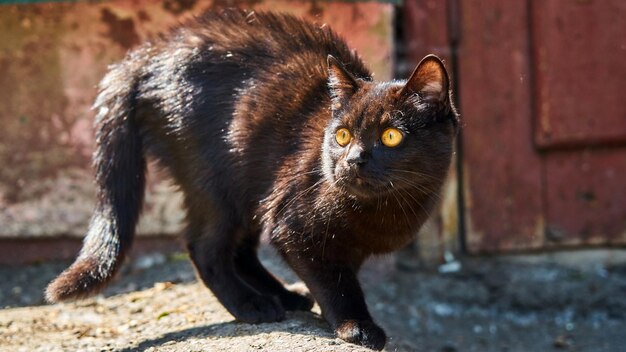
[280,251,386,350]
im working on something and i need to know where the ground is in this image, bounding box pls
[1,246,625,352]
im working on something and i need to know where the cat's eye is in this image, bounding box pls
[335,128,352,147]
[381,128,403,147]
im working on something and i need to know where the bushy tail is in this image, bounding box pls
[46,62,145,302]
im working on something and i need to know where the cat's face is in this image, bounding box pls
[322,55,458,199]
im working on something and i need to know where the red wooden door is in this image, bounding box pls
[403,0,626,253]
[456,0,626,252]
[532,1,626,247]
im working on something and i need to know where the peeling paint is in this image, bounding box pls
[100,7,140,49]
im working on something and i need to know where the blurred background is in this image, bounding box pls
[0,1,625,351]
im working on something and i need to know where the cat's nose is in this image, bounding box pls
[346,147,369,167]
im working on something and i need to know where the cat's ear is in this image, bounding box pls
[327,55,360,109]
[401,55,450,105]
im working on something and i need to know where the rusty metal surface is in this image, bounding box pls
[531,0,626,149]
[0,0,393,240]
[457,0,544,253]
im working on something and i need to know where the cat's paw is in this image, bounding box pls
[234,294,286,324]
[335,320,387,350]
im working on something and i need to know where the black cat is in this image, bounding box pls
[47,9,458,350]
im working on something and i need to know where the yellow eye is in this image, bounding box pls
[335,128,351,147]
[381,128,403,147]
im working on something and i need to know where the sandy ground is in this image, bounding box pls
[1,246,626,352]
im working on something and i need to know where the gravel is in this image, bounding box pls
[1,246,625,351]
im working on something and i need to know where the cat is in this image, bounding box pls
[46,9,458,350]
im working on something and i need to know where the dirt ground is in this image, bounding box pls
[1,246,625,352]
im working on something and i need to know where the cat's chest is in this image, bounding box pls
[313,196,428,254]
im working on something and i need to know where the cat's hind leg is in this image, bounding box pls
[185,212,285,323]
[234,234,314,311]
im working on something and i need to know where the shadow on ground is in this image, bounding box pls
[114,311,331,352]
[1,246,626,351]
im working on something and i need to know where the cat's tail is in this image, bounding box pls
[46,60,146,302]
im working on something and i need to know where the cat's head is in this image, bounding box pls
[321,55,458,199]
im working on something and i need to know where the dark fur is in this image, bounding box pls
[47,10,458,350]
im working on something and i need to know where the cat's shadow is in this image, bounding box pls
[114,311,333,352]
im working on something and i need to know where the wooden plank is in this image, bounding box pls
[544,149,626,247]
[458,0,544,253]
[403,0,450,65]
[531,0,626,148]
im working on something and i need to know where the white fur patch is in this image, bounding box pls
[421,81,442,94]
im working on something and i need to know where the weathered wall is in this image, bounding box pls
[0,1,394,241]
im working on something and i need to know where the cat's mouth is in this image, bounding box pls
[337,175,385,198]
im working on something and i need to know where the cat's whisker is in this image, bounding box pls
[318,177,343,259]
[390,175,445,202]
[386,175,442,218]
[394,178,440,200]
[398,191,418,225]
[386,170,431,185]
[389,168,443,183]
[387,174,442,202]
[392,188,415,224]
[396,187,419,218]
[386,184,412,228]
[390,186,437,222]
[399,186,434,221]
[398,185,441,208]
[392,176,442,192]
[321,202,333,260]
[279,168,322,184]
